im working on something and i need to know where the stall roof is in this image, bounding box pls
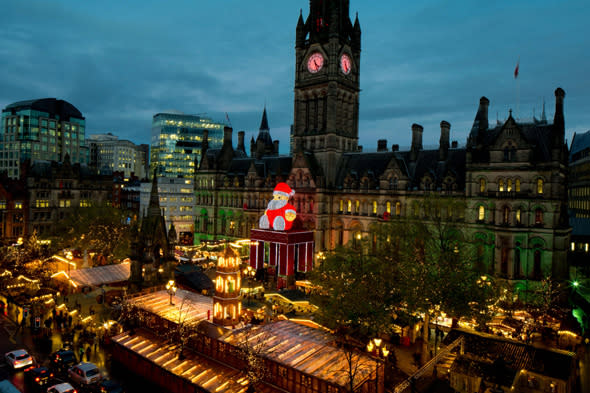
[111,329,284,393]
[128,289,213,326]
[221,320,377,388]
[69,262,130,287]
[444,328,576,381]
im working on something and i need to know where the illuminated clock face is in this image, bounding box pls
[340,54,352,75]
[307,52,324,73]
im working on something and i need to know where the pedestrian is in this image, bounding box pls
[93,336,98,351]
[85,346,91,361]
[78,346,85,362]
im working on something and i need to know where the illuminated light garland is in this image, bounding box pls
[557,330,579,337]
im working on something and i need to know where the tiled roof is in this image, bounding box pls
[570,130,590,160]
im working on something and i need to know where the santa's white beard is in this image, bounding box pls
[267,198,288,210]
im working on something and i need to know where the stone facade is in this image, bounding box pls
[192,0,570,282]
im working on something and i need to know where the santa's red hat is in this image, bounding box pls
[273,182,294,197]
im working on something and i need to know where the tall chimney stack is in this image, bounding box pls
[470,97,489,137]
[377,139,387,152]
[223,126,232,147]
[439,121,451,161]
[554,87,565,132]
[237,131,245,153]
[410,123,423,161]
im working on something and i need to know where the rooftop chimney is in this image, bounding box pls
[439,121,451,161]
[554,87,565,131]
[377,139,387,152]
[273,140,279,153]
[237,131,245,153]
[392,144,399,152]
[451,141,458,148]
[410,123,423,161]
[471,97,489,136]
[223,126,232,146]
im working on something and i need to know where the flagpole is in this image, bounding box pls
[516,78,520,119]
[514,56,520,120]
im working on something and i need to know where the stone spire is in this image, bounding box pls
[147,169,161,217]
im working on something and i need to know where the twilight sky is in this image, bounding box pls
[1,0,588,153]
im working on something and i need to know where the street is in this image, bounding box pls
[0,315,166,393]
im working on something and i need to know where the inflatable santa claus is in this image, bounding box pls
[259,182,297,231]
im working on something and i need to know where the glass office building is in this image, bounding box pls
[150,112,225,179]
[1,98,88,178]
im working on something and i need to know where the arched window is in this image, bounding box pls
[347,200,352,213]
[516,179,521,192]
[386,201,391,214]
[501,247,509,276]
[537,179,544,194]
[478,206,485,221]
[479,178,486,193]
[503,206,510,224]
[353,231,362,249]
[372,201,377,214]
[507,179,513,192]
[339,200,344,212]
[535,208,543,225]
[514,248,521,278]
[354,200,360,213]
[516,208,522,224]
[395,202,402,216]
[392,177,398,190]
[499,179,505,192]
[503,147,509,161]
[533,250,542,279]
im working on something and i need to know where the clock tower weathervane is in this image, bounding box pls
[293,0,361,187]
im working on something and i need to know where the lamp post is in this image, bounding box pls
[244,265,256,306]
[166,280,177,306]
[367,338,389,393]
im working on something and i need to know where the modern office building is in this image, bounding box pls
[568,130,590,266]
[139,176,195,243]
[87,133,149,179]
[0,98,88,179]
[150,112,225,179]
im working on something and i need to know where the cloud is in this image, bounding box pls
[0,0,588,152]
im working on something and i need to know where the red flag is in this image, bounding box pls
[514,58,519,79]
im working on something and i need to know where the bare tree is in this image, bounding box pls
[334,334,377,393]
[165,297,203,359]
[232,326,274,393]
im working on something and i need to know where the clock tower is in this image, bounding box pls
[293,0,361,187]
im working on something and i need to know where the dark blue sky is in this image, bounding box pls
[1,0,588,153]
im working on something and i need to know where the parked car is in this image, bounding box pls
[68,362,102,386]
[47,382,77,393]
[25,366,54,389]
[48,350,77,374]
[5,349,34,370]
